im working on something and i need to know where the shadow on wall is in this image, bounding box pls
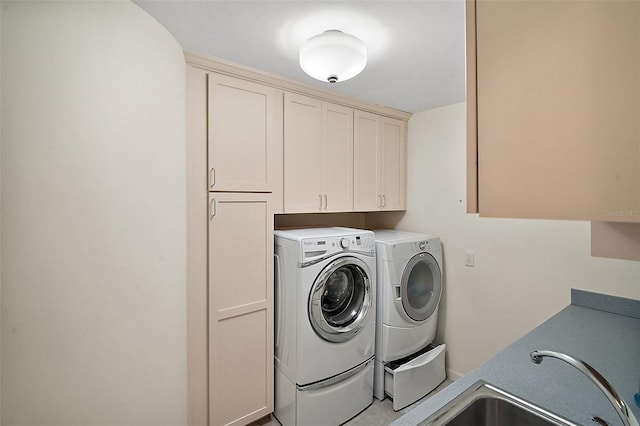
[275,212,367,229]
[364,211,406,230]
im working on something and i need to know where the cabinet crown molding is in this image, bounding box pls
[184,50,412,122]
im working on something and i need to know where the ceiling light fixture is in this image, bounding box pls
[299,30,367,84]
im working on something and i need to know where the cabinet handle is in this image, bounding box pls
[274,253,283,350]
[378,195,382,208]
[323,194,327,210]
[382,195,386,207]
[319,194,323,211]
[209,198,216,219]
[209,167,216,189]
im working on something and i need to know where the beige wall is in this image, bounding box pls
[1,1,187,425]
[368,102,640,377]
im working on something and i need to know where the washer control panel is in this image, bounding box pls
[302,234,375,256]
[333,234,375,252]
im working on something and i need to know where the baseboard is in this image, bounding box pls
[446,368,463,381]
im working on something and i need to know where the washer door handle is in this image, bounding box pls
[395,285,402,300]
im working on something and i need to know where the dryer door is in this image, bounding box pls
[308,256,373,343]
[400,253,442,322]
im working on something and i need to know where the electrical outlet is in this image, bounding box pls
[465,251,475,267]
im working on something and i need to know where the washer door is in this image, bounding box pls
[308,256,372,343]
[400,252,442,322]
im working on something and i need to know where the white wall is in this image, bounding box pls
[1,2,186,425]
[369,102,640,377]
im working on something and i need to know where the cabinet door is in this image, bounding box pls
[208,73,283,193]
[379,117,407,211]
[208,193,273,426]
[322,102,354,212]
[283,93,323,213]
[354,110,381,211]
[354,111,407,211]
[473,0,640,221]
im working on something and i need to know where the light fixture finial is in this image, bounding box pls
[299,29,367,83]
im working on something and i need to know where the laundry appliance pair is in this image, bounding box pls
[273,227,445,426]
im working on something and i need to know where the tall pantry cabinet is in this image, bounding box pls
[187,63,281,426]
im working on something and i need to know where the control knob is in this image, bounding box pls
[419,241,427,251]
[340,238,349,249]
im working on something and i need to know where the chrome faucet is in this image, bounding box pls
[531,350,639,426]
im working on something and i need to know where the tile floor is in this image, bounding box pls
[251,378,454,426]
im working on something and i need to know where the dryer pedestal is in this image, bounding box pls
[374,359,386,401]
[378,320,438,363]
[374,344,446,411]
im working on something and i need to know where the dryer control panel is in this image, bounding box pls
[411,240,439,254]
[377,237,442,264]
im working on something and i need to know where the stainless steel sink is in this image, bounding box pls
[419,381,579,426]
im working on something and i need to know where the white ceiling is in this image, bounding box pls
[134,0,466,114]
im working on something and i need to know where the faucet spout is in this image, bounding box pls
[530,350,639,426]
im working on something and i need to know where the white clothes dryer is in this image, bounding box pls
[274,227,376,426]
[373,230,445,408]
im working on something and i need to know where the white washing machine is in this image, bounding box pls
[274,227,376,426]
[373,230,445,410]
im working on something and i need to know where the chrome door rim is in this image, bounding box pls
[308,256,372,343]
[400,252,442,322]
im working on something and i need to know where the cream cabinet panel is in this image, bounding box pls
[379,118,406,211]
[354,112,379,211]
[322,102,354,212]
[284,93,354,213]
[186,65,209,426]
[208,73,283,194]
[208,193,273,426]
[283,93,323,212]
[354,111,407,211]
[469,0,640,222]
[216,310,268,426]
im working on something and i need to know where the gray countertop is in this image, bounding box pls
[391,290,640,426]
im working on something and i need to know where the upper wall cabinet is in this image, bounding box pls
[208,73,283,193]
[354,110,407,211]
[467,0,640,222]
[284,92,354,213]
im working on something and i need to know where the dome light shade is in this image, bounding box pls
[299,30,367,83]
